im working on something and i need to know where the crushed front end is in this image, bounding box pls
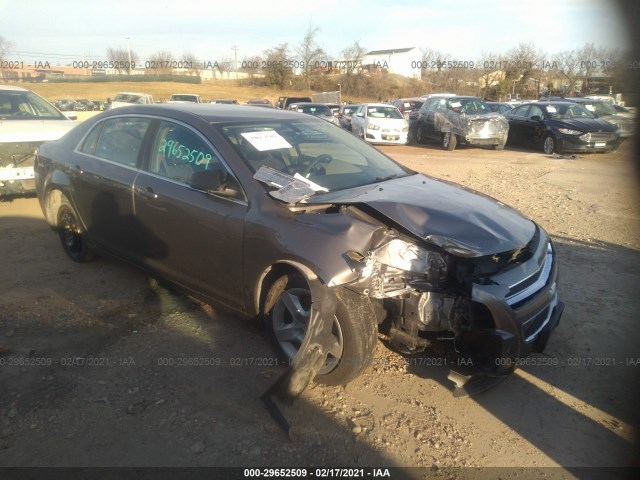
[0,141,40,195]
[346,222,563,386]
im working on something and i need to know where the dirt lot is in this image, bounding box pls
[0,138,639,477]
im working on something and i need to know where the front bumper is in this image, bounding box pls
[365,129,408,145]
[465,232,562,366]
[0,166,36,195]
[558,134,620,153]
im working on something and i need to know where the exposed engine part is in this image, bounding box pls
[418,292,455,330]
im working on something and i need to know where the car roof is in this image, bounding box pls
[0,84,30,92]
[98,104,310,122]
[362,103,399,107]
[296,103,331,107]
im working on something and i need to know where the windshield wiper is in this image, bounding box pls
[375,172,412,183]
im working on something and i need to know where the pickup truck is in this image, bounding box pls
[167,94,202,104]
[109,92,154,109]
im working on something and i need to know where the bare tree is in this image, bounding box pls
[0,36,15,80]
[240,55,262,85]
[477,51,506,99]
[181,51,200,77]
[419,48,454,92]
[553,49,582,95]
[147,50,175,75]
[263,43,293,89]
[504,42,546,97]
[106,47,139,74]
[295,25,326,90]
[217,57,233,80]
[339,41,367,95]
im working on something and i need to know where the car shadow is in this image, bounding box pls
[0,214,420,476]
[1,212,638,473]
[403,234,640,471]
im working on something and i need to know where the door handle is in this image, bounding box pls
[135,186,158,199]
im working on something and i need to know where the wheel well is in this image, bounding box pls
[255,263,314,316]
[44,189,65,227]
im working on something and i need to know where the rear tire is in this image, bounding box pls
[263,273,378,385]
[442,131,457,150]
[57,197,93,262]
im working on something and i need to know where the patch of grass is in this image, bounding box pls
[25,80,318,105]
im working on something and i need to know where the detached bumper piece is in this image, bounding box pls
[449,301,564,397]
[261,280,337,438]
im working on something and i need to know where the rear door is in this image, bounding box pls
[505,105,530,145]
[71,116,152,260]
[132,119,248,308]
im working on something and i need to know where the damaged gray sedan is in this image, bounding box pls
[35,104,562,399]
[411,95,509,150]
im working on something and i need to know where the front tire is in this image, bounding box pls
[543,134,556,154]
[263,273,377,385]
[57,197,93,262]
[442,131,457,150]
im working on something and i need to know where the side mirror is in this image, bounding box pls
[531,115,543,122]
[188,169,227,193]
[64,112,78,121]
[356,112,364,117]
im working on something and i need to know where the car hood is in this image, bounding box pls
[367,118,407,129]
[0,119,75,143]
[307,174,535,257]
[549,117,618,131]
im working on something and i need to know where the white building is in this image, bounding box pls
[363,47,422,79]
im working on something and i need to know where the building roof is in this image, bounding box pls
[366,47,417,56]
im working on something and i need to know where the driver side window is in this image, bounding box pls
[149,121,241,197]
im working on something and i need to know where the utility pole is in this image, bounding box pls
[126,37,132,74]
[231,45,239,80]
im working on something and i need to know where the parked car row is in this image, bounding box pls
[54,99,106,111]
[325,94,631,154]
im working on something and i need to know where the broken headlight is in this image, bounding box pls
[351,239,449,298]
[372,239,446,275]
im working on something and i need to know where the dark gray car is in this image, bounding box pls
[411,95,509,150]
[35,104,562,398]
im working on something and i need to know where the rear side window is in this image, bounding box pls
[92,117,151,167]
[80,122,103,155]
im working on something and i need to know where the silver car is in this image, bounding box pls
[0,85,76,196]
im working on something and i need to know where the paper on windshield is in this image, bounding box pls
[546,106,557,113]
[294,173,328,192]
[241,130,292,151]
[253,166,316,204]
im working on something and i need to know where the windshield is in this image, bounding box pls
[447,98,492,114]
[0,90,66,120]
[299,105,332,116]
[217,118,411,195]
[544,103,597,119]
[171,95,198,101]
[343,105,359,115]
[367,106,403,120]
[581,101,616,116]
[114,93,144,103]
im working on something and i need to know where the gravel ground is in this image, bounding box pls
[0,140,638,478]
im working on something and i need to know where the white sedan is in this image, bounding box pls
[350,103,408,145]
[0,85,76,195]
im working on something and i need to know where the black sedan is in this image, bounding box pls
[504,101,620,154]
[35,104,562,398]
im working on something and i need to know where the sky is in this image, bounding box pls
[0,0,632,66]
